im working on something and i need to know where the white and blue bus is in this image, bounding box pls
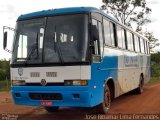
[3,7,150,114]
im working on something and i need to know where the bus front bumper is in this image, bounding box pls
[11,86,93,107]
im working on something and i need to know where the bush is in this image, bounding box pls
[151,52,160,78]
[0,59,10,80]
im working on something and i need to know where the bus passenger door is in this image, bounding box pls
[90,17,105,105]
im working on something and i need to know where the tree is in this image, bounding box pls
[151,52,160,77]
[0,59,10,80]
[101,0,160,51]
[145,32,160,51]
[151,52,160,64]
[101,0,152,31]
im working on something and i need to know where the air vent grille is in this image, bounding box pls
[30,72,40,77]
[46,72,57,77]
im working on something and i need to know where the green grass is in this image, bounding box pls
[148,77,160,84]
[0,80,11,92]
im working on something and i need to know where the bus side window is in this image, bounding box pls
[121,29,125,49]
[132,34,135,51]
[143,39,146,54]
[146,41,148,54]
[146,41,149,54]
[103,19,115,47]
[92,19,99,55]
[98,22,104,57]
[124,29,128,50]
[134,35,140,52]
[103,19,110,46]
[117,26,122,48]
[147,42,150,54]
[126,31,130,50]
[139,37,141,53]
[92,19,97,27]
[117,26,125,49]
[126,31,132,51]
[140,38,145,53]
[111,23,116,47]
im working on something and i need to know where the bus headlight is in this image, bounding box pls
[12,80,26,86]
[73,80,81,86]
[64,80,87,86]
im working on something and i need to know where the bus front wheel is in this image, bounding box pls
[44,106,59,112]
[97,84,111,114]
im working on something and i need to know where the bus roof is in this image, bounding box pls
[18,7,100,21]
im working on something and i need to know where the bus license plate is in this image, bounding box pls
[40,100,53,106]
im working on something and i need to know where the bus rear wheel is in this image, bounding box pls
[134,76,144,94]
[44,106,59,112]
[98,84,111,114]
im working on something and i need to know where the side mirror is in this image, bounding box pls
[3,32,8,50]
[3,26,15,53]
[91,25,99,41]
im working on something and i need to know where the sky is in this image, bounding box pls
[0,0,159,59]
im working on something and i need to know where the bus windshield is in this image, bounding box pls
[11,14,89,65]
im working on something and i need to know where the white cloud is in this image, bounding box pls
[147,0,159,4]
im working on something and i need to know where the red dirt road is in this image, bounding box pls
[0,83,160,120]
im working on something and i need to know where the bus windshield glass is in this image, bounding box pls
[11,14,89,65]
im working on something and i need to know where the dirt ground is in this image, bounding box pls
[0,83,160,120]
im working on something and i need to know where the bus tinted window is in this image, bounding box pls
[126,31,133,51]
[117,26,125,49]
[145,41,148,54]
[145,40,147,54]
[103,19,110,46]
[92,19,99,55]
[140,38,145,53]
[146,41,149,54]
[92,19,98,27]
[144,39,146,54]
[92,19,104,56]
[121,29,125,49]
[147,42,150,54]
[98,22,104,56]
[134,35,140,52]
[110,23,115,46]
[103,19,115,46]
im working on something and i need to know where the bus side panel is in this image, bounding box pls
[140,54,151,84]
[122,52,140,94]
[90,47,118,106]
[146,55,151,82]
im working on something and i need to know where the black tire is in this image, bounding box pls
[134,76,144,94]
[44,106,59,112]
[97,84,111,114]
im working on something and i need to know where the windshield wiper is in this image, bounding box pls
[54,26,63,63]
[24,32,39,64]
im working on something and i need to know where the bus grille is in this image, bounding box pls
[25,83,64,86]
[29,93,62,100]
[46,72,57,77]
[30,72,40,77]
